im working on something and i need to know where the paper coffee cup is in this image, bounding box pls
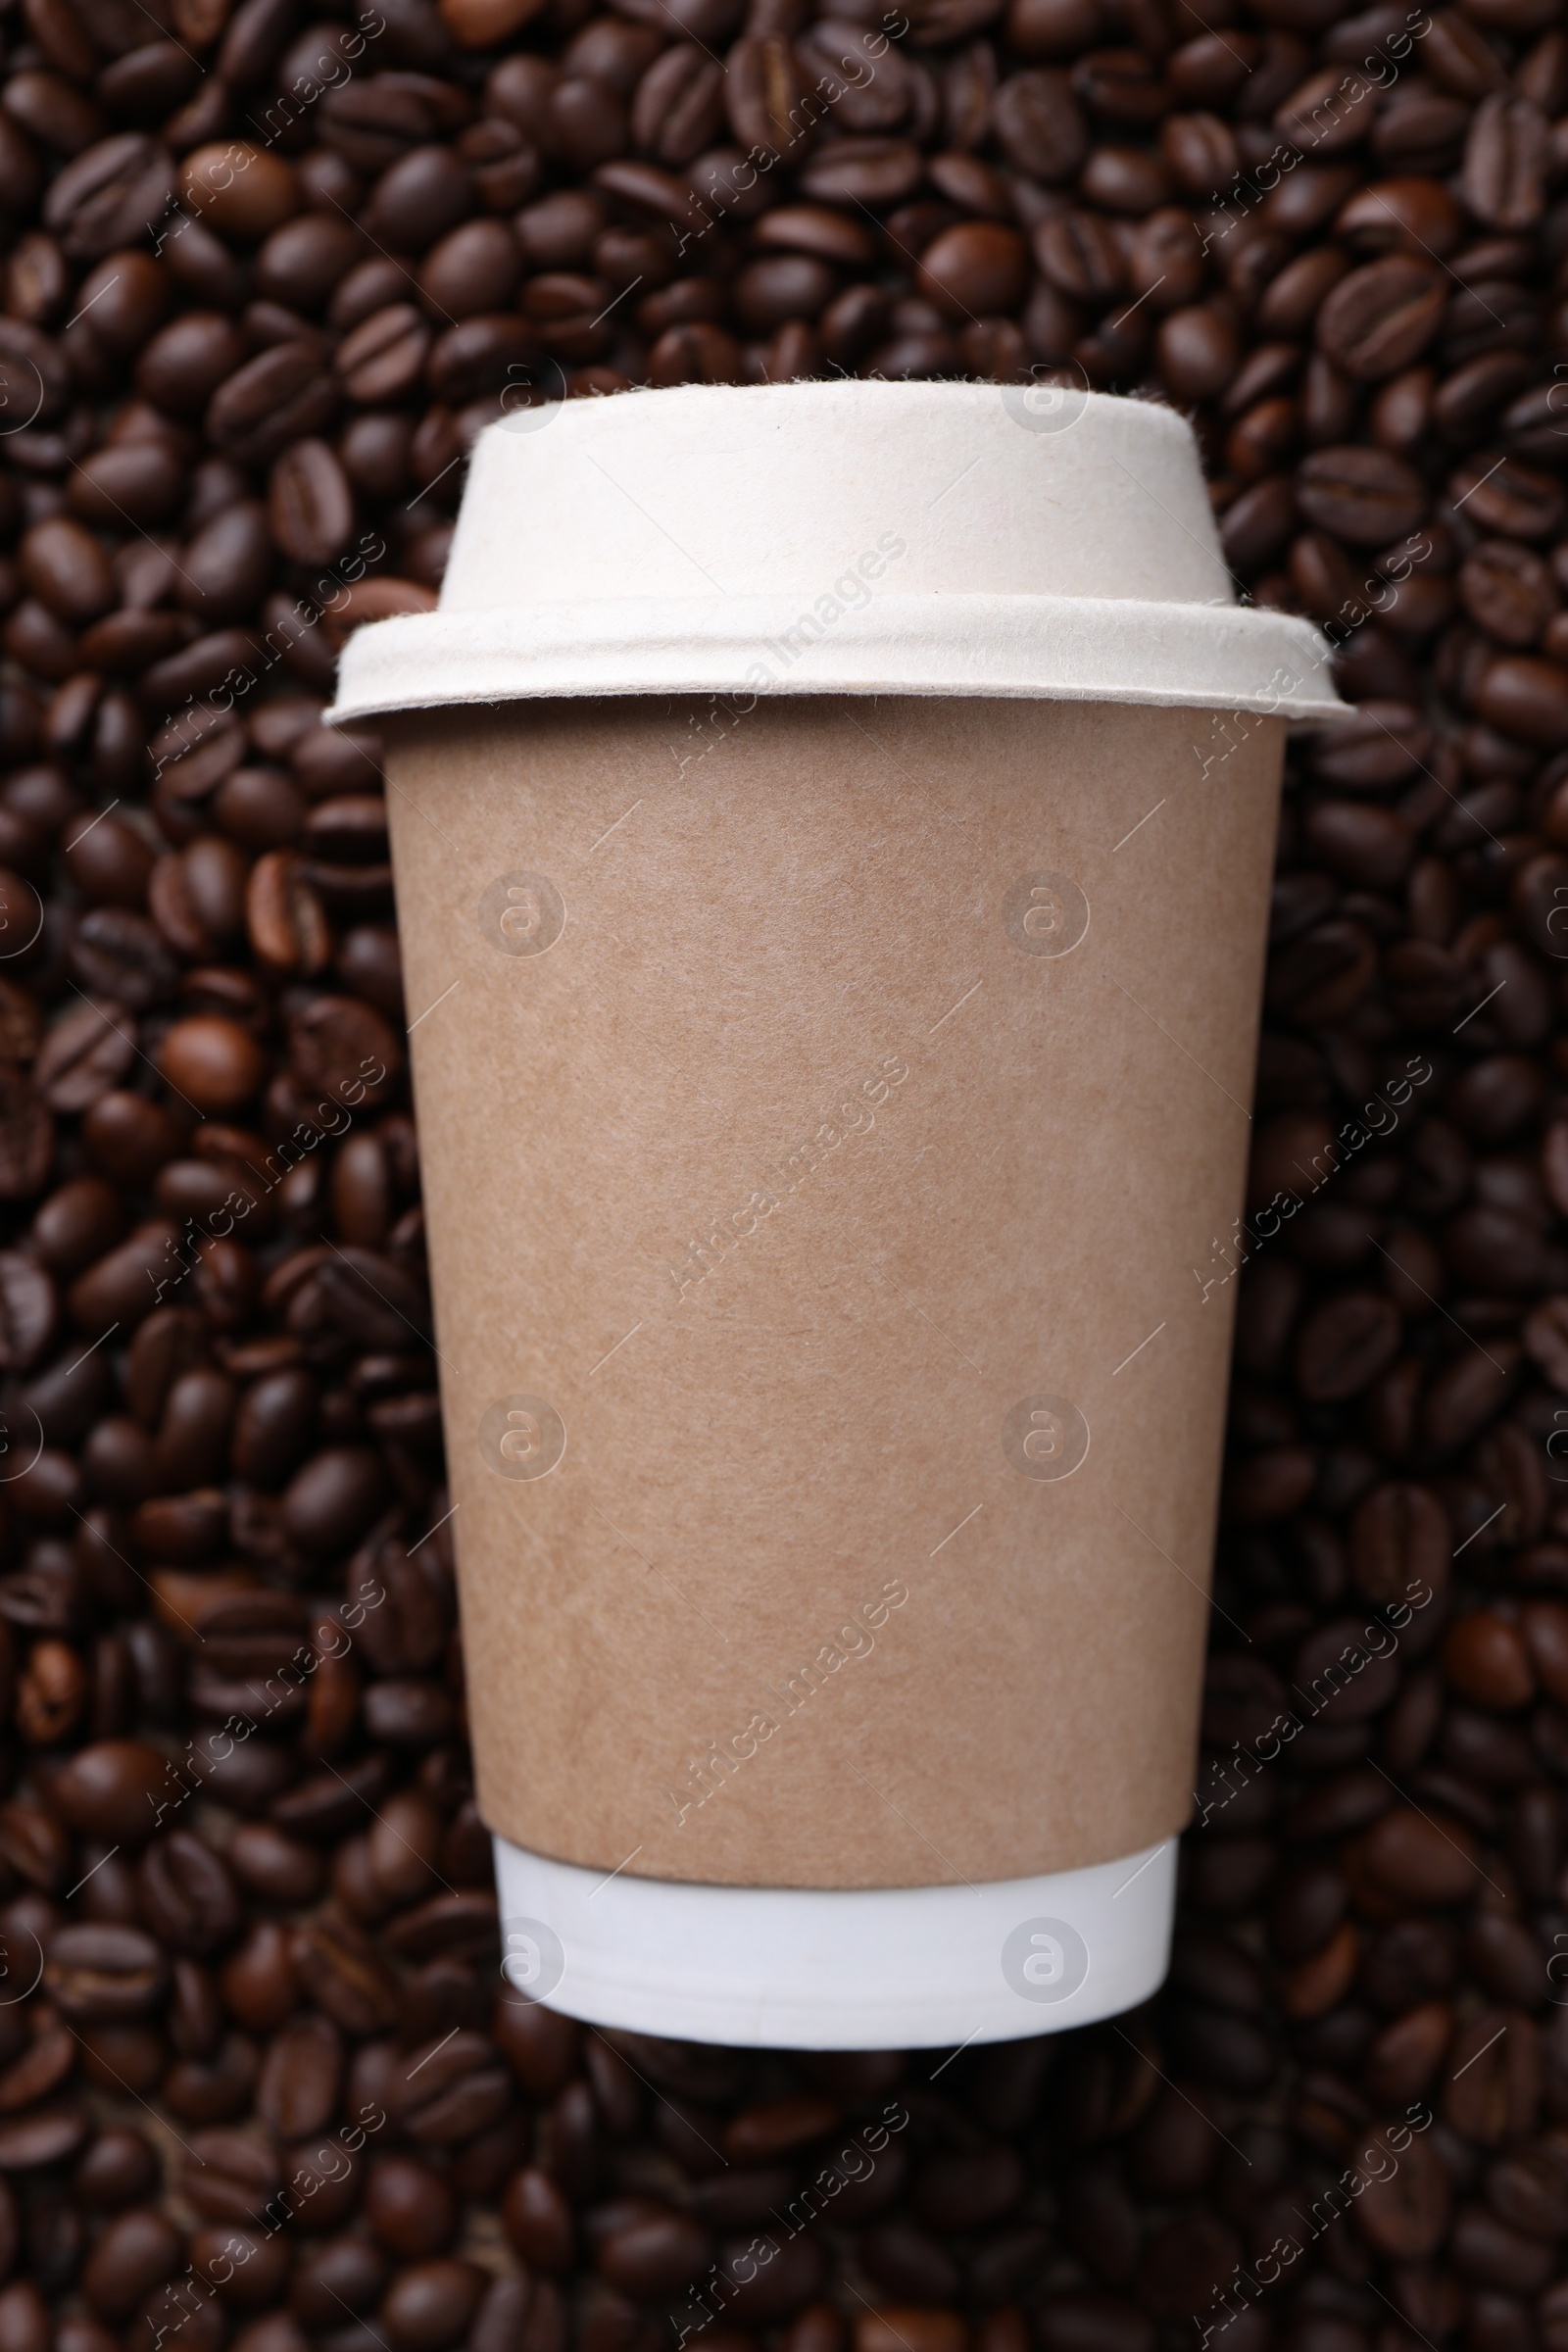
[330,380,1344,2050]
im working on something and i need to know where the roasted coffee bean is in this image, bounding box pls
[208,342,337,466]
[230,1366,318,1487]
[368,2157,459,2259]
[291,2238,388,2332]
[380,2259,486,2352]
[221,1916,298,2032]
[291,1914,398,2035]
[162,2031,260,2124]
[270,441,356,567]
[180,143,300,241]
[1317,257,1446,379]
[80,2208,181,2319]
[1463,92,1548,230]
[63,811,156,909]
[158,1014,266,1112]
[593,2205,710,2298]
[136,1830,241,1954]
[74,2130,159,2215]
[46,1925,167,2021]
[55,1740,169,1842]
[1296,446,1428,545]
[256,2012,343,2140]
[1354,2129,1451,2255]
[366,1788,441,1900]
[1460,540,1558,644]
[395,2030,510,2142]
[1482,658,1568,746]
[179,2131,279,2226]
[136,313,246,416]
[220,1822,320,1905]
[180,504,273,626]
[0,0,1564,2332]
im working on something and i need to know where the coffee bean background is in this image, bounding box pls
[0,0,1564,2342]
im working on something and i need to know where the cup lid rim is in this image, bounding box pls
[328,589,1348,726]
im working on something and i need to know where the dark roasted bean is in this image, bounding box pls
[46,1925,168,2022]
[136,1830,241,1954]
[55,1740,170,1842]
[1317,256,1446,379]
[74,2130,159,2213]
[179,2131,278,2225]
[0,0,1561,2333]
[270,440,356,566]
[368,2158,459,2258]
[1296,445,1428,545]
[80,2209,181,2320]
[379,2259,485,2352]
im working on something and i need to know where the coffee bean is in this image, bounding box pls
[180,502,273,625]
[1460,539,1558,643]
[55,1740,171,1842]
[1463,92,1548,229]
[208,341,337,466]
[1296,446,1428,546]
[1453,453,1563,541]
[136,1829,241,1954]
[1478,657,1568,747]
[396,2030,511,2143]
[380,2258,486,2352]
[73,2131,158,2216]
[594,2205,710,2299]
[254,211,360,308]
[0,1250,56,1375]
[287,2239,385,2337]
[46,1925,168,2022]
[1153,304,1236,400]
[253,2010,341,2141]
[367,147,476,252]
[180,2132,279,2227]
[1317,256,1446,379]
[133,312,243,417]
[244,850,331,976]
[1444,1611,1536,1709]
[1486,2151,1568,2239]
[1,2295,60,2352]
[162,2029,261,2124]
[44,134,174,260]
[368,2158,459,2259]
[290,1912,398,2035]
[915,220,1028,318]
[1355,1806,1480,1906]
[332,303,429,404]
[1353,2127,1451,2256]
[180,146,298,242]
[1294,1291,1401,1401]
[131,2278,226,2352]
[0,0,1564,2329]
[80,2209,182,2320]
[269,439,356,567]
[21,519,115,626]
[158,1014,266,1113]
[499,2165,571,2271]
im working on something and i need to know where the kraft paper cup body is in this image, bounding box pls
[331,381,1345,2049]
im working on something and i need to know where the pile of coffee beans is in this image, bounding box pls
[0,0,1567,2343]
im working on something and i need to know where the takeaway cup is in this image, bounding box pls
[328,378,1344,2049]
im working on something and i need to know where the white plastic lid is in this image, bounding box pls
[329,380,1345,724]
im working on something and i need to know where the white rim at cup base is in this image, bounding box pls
[491,1836,1177,2050]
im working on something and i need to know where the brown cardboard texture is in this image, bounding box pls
[385,692,1285,1891]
